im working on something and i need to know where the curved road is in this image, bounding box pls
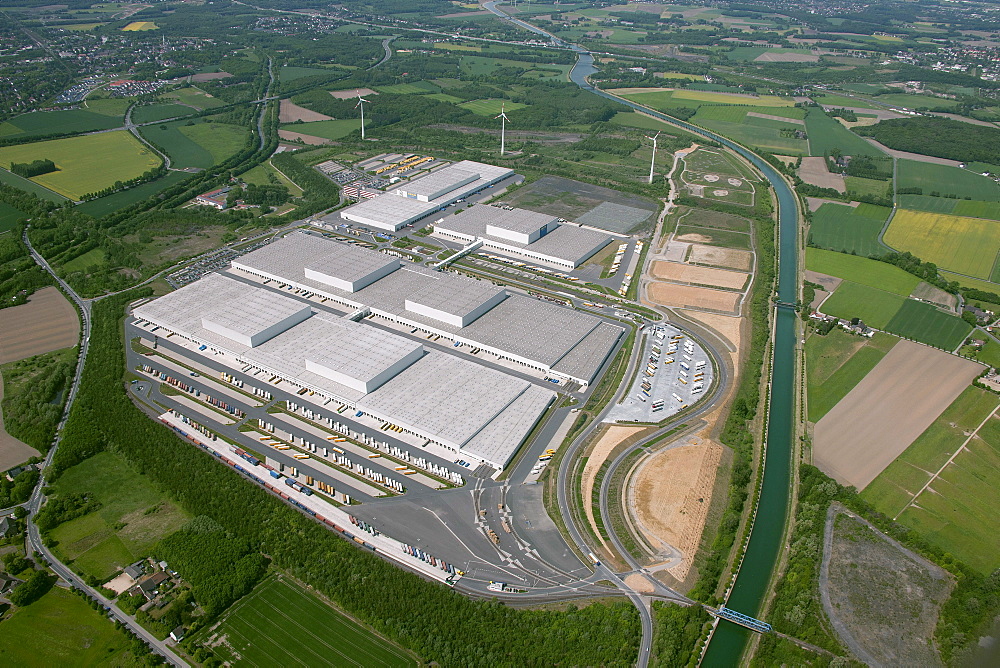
[21,230,186,667]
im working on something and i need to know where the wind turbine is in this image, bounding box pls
[355,91,370,140]
[646,130,661,184]
[495,104,510,156]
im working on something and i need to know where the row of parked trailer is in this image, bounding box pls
[220,371,273,400]
[400,543,460,577]
[608,243,628,276]
[140,366,246,418]
[286,401,465,486]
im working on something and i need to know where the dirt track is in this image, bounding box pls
[648,282,741,312]
[0,372,40,471]
[651,260,748,290]
[814,341,983,490]
[0,287,80,364]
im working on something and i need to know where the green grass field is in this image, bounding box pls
[808,202,889,256]
[84,98,132,117]
[0,131,160,200]
[278,119,360,140]
[862,386,1000,573]
[61,247,105,272]
[818,281,905,328]
[884,299,971,349]
[192,575,416,666]
[675,224,752,250]
[810,93,879,109]
[141,120,247,170]
[164,86,224,110]
[805,248,920,295]
[458,99,528,116]
[0,201,26,232]
[50,450,190,581]
[0,587,140,664]
[279,65,334,81]
[619,89,795,113]
[377,81,441,95]
[75,171,191,217]
[897,160,1000,201]
[0,108,123,139]
[883,209,1000,280]
[845,175,891,201]
[0,167,67,201]
[806,330,898,422]
[804,107,886,157]
[241,160,304,196]
[132,103,195,124]
[694,114,808,155]
[425,93,464,104]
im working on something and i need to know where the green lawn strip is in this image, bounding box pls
[819,281,905,329]
[807,333,898,422]
[805,248,921,295]
[884,299,972,349]
[807,202,888,256]
[861,386,998,516]
[0,587,140,664]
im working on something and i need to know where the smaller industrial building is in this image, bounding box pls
[434,204,613,269]
[334,160,514,231]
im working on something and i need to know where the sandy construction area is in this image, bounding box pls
[581,425,645,551]
[277,130,328,146]
[631,437,723,581]
[279,99,332,123]
[799,157,846,193]
[660,240,689,261]
[685,311,743,353]
[0,287,79,364]
[687,244,753,271]
[330,88,377,100]
[648,282,741,313]
[651,261,748,290]
[0,373,40,471]
[814,341,983,490]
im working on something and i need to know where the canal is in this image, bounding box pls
[566,52,801,665]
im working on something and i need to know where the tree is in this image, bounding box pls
[8,570,54,607]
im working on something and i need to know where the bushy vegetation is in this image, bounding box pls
[650,602,710,667]
[8,569,56,607]
[1,349,76,452]
[0,467,39,508]
[45,290,642,665]
[857,116,1000,163]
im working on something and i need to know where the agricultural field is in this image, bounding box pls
[807,202,889,256]
[883,209,1000,280]
[191,575,417,667]
[897,160,1000,200]
[0,131,160,200]
[0,587,141,665]
[49,450,190,581]
[122,20,157,30]
[818,281,904,329]
[0,107,123,139]
[674,224,752,250]
[898,194,1000,220]
[278,119,360,140]
[693,109,809,155]
[811,93,880,110]
[806,329,898,422]
[805,248,920,295]
[0,287,79,364]
[458,99,527,116]
[0,201,26,232]
[376,81,440,95]
[884,299,971,350]
[141,120,247,170]
[131,103,195,124]
[804,108,886,157]
[84,98,132,117]
[814,341,983,490]
[862,386,1000,573]
[163,86,225,110]
[75,171,191,217]
[844,175,891,201]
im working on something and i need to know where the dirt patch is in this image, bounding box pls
[651,261,748,290]
[805,196,856,212]
[631,437,723,581]
[648,282,741,312]
[279,99,332,123]
[674,232,711,244]
[277,130,329,146]
[804,270,843,293]
[190,71,232,82]
[810,289,831,311]
[660,240,690,261]
[814,341,983,489]
[623,573,656,594]
[581,425,646,552]
[0,287,80,364]
[754,51,818,63]
[687,244,752,271]
[911,281,958,312]
[104,572,137,595]
[329,88,377,100]
[0,372,40,471]
[747,111,805,125]
[683,312,742,353]
[799,157,846,193]
[824,507,952,666]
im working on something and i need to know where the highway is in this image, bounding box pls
[21,231,188,667]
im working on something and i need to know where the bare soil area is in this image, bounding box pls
[660,240,689,261]
[329,88,377,100]
[754,51,819,63]
[581,425,646,552]
[824,506,951,666]
[0,287,80,364]
[0,373,40,471]
[648,282,741,313]
[190,72,232,82]
[805,197,856,212]
[911,281,958,312]
[631,437,723,581]
[277,130,328,146]
[687,244,753,271]
[804,270,843,293]
[799,157,846,193]
[279,100,332,123]
[623,573,656,594]
[684,311,742,353]
[814,341,983,489]
[651,260,748,290]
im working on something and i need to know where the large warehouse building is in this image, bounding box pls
[231,232,624,386]
[133,273,555,470]
[334,160,514,231]
[434,204,613,269]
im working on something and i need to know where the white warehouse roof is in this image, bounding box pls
[337,195,440,231]
[396,168,479,201]
[304,245,399,292]
[405,279,507,327]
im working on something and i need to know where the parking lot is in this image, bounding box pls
[605,323,714,423]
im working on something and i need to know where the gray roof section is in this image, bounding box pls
[550,322,624,384]
[488,207,557,235]
[461,383,554,467]
[406,279,506,320]
[304,244,398,288]
[438,206,612,265]
[336,194,439,224]
[400,167,478,199]
[201,291,309,342]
